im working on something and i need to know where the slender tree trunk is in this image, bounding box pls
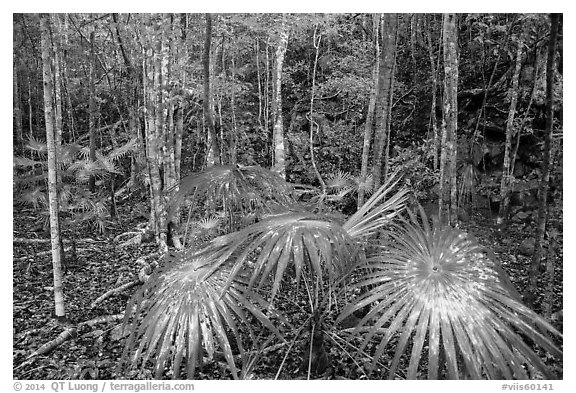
[264,37,271,166]
[203,13,220,166]
[425,14,439,171]
[39,13,66,319]
[372,13,398,190]
[498,36,524,223]
[144,39,167,252]
[230,52,238,165]
[526,13,560,306]
[88,29,97,192]
[440,13,459,225]
[52,14,63,148]
[309,26,325,192]
[358,13,380,208]
[271,14,289,178]
[13,60,24,149]
[255,39,263,129]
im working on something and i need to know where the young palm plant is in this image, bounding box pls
[337,208,562,379]
[119,165,561,379]
[119,167,408,379]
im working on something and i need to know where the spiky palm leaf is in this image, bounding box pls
[195,211,361,301]
[167,165,295,225]
[343,170,409,239]
[120,249,284,379]
[337,210,562,379]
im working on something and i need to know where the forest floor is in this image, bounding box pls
[12,202,563,380]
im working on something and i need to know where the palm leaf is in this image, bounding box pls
[343,169,409,239]
[196,211,360,301]
[120,249,284,379]
[338,209,562,379]
[167,165,295,224]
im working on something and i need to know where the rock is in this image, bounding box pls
[519,237,536,256]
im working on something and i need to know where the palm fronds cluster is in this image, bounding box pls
[120,165,561,379]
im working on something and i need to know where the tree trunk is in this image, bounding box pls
[309,27,325,192]
[439,13,459,225]
[142,19,168,252]
[203,13,220,166]
[271,14,289,179]
[371,13,398,190]
[13,59,24,150]
[498,36,524,223]
[526,13,560,306]
[39,13,66,319]
[357,13,380,208]
[88,29,97,192]
[425,14,439,171]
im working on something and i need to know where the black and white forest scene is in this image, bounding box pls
[12,12,564,382]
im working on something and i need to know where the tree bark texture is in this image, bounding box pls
[271,14,289,179]
[357,13,380,208]
[203,13,220,166]
[39,13,66,318]
[439,13,459,226]
[498,36,524,223]
[371,13,398,190]
[88,29,97,192]
[526,13,560,305]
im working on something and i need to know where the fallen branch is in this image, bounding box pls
[14,246,87,262]
[90,279,141,308]
[27,313,124,359]
[90,252,161,308]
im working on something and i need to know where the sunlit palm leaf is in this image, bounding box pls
[197,211,360,300]
[25,136,47,154]
[343,169,409,239]
[326,170,354,191]
[338,210,562,379]
[120,250,284,379]
[13,156,43,168]
[167,165,295,223]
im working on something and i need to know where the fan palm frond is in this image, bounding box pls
[107,137,137,161]
[343,170,409,239]
[13,156,43,168]
[197,211,360,301]
[25,136,47,154]
[19,187,47,209]
[338,209,562,379]
[120,250,284,379]
[167,165,295,223]
[197,216,221,231]
[326,170,354,191]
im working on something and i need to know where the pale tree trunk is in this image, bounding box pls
[498,36,524,223]
[13,59,24,149]
[264,37,271,164]
[142,18,168,252]
[308,26,325,192]
[112,13,143,189]
[174,13,187,182]
[88,29,97,192]
[52,14,63,148]
[255,39,263,129]
[439,13,459,225]
[271,14,289,179]
[382,26,399,184]
[203,13,220,166]
[357,13,380,208]
[372,13,398,190]
[425,14,440,171]
[40,13,66,319]
[526,13,560,306]
[229,51,238,165]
